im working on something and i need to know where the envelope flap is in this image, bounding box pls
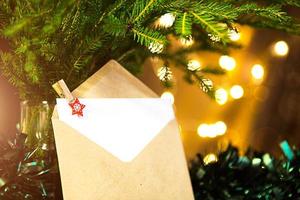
[72,60,157,98]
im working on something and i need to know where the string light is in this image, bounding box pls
[252,158,262,166]
[180,35,194,47]
[251,64,264,80]
[158,13,175,28]
[148,42,164,53]
[228,29,241,41]
[215,121,227,136]
[161,91,174,104]
[203,153,218,165]
[187,60,201,71]
[219,55,236,71]
[197,124,211,137]
[273,40,289,56]
[157,66,173,81]
[230,85,244,99]
[215,88,228,105]
[200,78,213,93]
[197,121,227,138]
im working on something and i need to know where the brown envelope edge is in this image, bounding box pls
[52,60,194,200]
[72,60,158,98]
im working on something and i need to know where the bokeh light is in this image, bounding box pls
[198,121,227,138]
[158,13,175,28]
[187,60,201,71]
[197,124,210,137]
[203,153,218,165]
[215,121,227,136]
[148,42,164,53]
[251,64,264,80]
[180,35,194,47]
[157,66,173,81]
[230,85,244,99]
[219,55,236,71]
[228,30,241,41]
[161,91,174,104]
[273,40,289,56]
[215,88,228,105]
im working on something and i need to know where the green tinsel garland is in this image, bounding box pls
[0,132,62,199]
[190,143,300,200]
[0,132,299,199]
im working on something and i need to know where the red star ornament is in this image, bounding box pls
[69,98,86,117]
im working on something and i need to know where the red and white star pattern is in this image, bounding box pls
[69,98,85,117]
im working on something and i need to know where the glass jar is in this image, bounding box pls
[20,101,53,149]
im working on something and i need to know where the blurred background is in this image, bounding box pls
[1,12,299,161]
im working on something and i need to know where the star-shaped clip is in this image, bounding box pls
[69,98,86,117]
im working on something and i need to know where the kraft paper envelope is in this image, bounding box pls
[52,60,194,200]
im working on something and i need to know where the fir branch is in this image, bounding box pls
[238,4,292,23]
[0,0,299,100]
[132,27,167,47]
[132,0,165,22]
[191,11,229,43]
[285,0,300,6]
[103,15,127,37]
[94,0,126,29]
[200,67,226,75]
[175,12,192,36]
[195,2,238,21]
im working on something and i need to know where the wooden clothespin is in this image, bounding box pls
[52,80,75,102]
[52,80,86,117]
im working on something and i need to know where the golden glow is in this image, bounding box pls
[251,64,264,80]
[158,13,175,28]
[219,55,236,71]
[197,121,227,138]
[228,30,241,41]
[273,40,289,56]
[187,60,201,71]
[161,91,174,104]
[203,153,218,165]
[215,88,228,105]
[230,85,244,99]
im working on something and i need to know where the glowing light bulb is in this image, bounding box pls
[158,13,175,28]
[161,91,174,104]
[187,60,201,71]
[198,121,227,138]
[180,36,194,47]
[273,41,289,56]
[200,79,213,93]
[203,153,218,165]
[230,85,244,99]
[157,66,173,81]
[148,42,164,54]
[198,124,209,137]
[252,158,261,166]
[251,64,264,80]
[219,55,236,71]
[228,30,241,41]
[215,121,227,135]
[215,88,228,105]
